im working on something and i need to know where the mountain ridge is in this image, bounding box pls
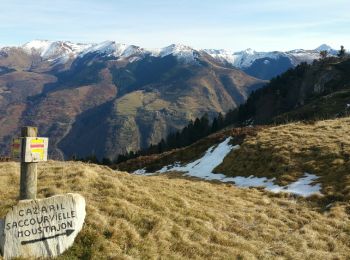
[2,40,338,75]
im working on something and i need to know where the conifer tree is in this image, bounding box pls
[338,45,346,58]
[320,50,328,59]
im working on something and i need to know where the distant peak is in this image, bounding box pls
[315,44,333,51]
[243,48,256,55]
[142,43,196,63]
[22,39,51,50]
[163,43,194,51]
[156,44,194,57]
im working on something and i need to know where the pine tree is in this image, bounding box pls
[338,45,346,58]
[211,117,219,133]
[320,50,328,59]
[157,139,166,153]
[217,113,224,129]
[199,113,210,138]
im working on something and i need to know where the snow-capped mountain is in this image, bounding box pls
[315,44,335,52]
[22,40,92,62]
[78,40,147,60]
[1,40,338,79]
[151,43,199,62]
[18,40,198,64]
[204,44,337,79]
[13,40,339,65]
[205,45,337,68]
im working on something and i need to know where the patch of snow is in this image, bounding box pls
[133,168,154,176]
[117,44,144,58]
[79,41,147,61]
[79,41,116,56]
[133,137,321,197]
[315,44,333,52]
[150,44,197,62]
[230,174,321,197]
[158,137,236,178]
[133,168,146,174]
[279,174,321,196]
[22,40,92,64]
[204,49,236,64]
[22,40,52,54]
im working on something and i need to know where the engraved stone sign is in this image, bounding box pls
[0,193,85,259]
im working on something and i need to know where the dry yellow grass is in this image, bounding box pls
[215,117,350,202]
[0,161,349,259]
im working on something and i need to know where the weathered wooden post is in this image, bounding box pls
[20,126,38,200]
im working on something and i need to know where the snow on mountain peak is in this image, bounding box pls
[243,48,256,55]
[203,49,235,64]
[315,44,333,52]
[80,40,116,56]
[151,44,197,62]
[79,41,146,61]
[22,40,51,52]
[22,40,91,62]
[160,44,193,54]
[231,49,283,68]
[10,40,338,69]
[203,45,336,68]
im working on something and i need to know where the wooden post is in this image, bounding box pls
[20,126,38,200]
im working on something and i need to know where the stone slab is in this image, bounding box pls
[0,193,85,259]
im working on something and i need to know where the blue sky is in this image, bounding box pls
[1,0,349,51]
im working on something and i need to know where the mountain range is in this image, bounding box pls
[2,40,337,79]
[0,40,337,160]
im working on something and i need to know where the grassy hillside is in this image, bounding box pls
[215,117,350,203]
[116,117,350,205]
[0,161,349,259]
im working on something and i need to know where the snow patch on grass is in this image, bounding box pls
[133,137,321,197]
[158,137,237,177]
[231,174,321,197]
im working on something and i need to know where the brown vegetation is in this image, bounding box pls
[0,161,349,259]
[215,117,350,203]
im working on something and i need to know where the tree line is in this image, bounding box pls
[76,111,231,165]
[114,112,228,163]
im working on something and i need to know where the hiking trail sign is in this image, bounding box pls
[23,137,49,163]
[1,127,86,259]
[0,193,86,259]
[12,137,48,163]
